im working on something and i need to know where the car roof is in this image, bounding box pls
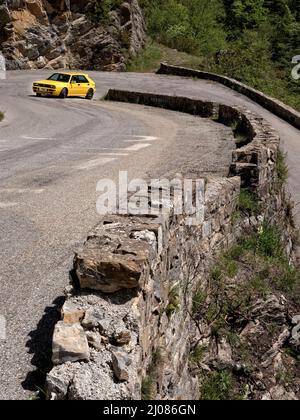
[55,72,89,76]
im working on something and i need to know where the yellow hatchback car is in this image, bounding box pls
[33,72,96,99]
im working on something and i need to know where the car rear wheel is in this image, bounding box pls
[59,88,68,99]
[36,93,42,97]
[85,89,94,100]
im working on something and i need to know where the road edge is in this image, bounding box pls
[157,63,300,130]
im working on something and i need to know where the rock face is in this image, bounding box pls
[0,0,145,70]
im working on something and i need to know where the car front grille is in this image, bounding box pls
[33,84,57,95]
[34,83,56,89]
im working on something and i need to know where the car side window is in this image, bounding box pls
[71,76,78,83]
[77,75,89,83]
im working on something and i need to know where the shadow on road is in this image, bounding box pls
[27,94,86,100]
[22,295,65,398]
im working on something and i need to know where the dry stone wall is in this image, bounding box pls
[157,63,300,131]
[46,89,295,400]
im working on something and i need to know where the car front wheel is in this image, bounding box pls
[85,89,94,100]
[59,88,68,99]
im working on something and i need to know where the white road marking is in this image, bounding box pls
[133,136,158,142]
[22,136,53,140]
[0,188,45,194]
[124,136,159,143]
[0,202,19,208]
[65,151,128,156]
[124,143,151,152]
[93,152,128,156]
[77,157,117,170]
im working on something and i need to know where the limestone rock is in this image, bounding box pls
[111,350,131,382]
[132,230,157,250]
[290,314,300,348]
[75,219,151,293]
[249,295,286,324]
[85,331,102,351]
[262,385,297,401]
[217,338,233,366]
[61,301,85,325]
[114,329,131,346]
[46,362,79,400]
[82,308,107,330]
[82,308,128,343]
[76,253,146,293]
[52,322,90,365]
[0,0,145,70]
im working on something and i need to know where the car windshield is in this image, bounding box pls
[47,73,70,83]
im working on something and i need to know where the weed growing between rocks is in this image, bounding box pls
[166,286,180,318]
[232,188,261,222]
[201,370,247,401]
[142,349,163,400]
[191,222,300,400]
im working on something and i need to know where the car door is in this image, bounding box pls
[77,75,90,96]
[70,76,80,96]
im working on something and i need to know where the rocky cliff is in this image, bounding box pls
[0,0,145,70]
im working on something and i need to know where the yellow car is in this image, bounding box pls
[32,72,96,99]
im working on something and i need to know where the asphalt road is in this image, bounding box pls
[0,70,299,400]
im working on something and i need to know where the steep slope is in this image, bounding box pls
[0,0,145,70]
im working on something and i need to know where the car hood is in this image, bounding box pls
[34,79,67,85]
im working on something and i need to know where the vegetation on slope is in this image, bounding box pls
[132,0,300,110]
[192,222,300,400]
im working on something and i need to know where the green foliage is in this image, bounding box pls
[142,349,162,400]
[166,285,180,318]
[241,223,283,258]
[201,370,245,400]
[137,0,300,111]
[240,223,299,291]
[127,41,163,72]
[140,0,227,56]
[190,344,208,364]
[223,0,266,36]
[238,189,260,214]
[193,223,299,336]
[192,289,207,314]
[141,376,155,400]
[87,0,123,24]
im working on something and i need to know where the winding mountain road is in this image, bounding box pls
[0,70,299,400]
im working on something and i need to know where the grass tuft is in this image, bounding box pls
[238,189,260,215]
[141,349,162,400]
[201,370,245,400]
